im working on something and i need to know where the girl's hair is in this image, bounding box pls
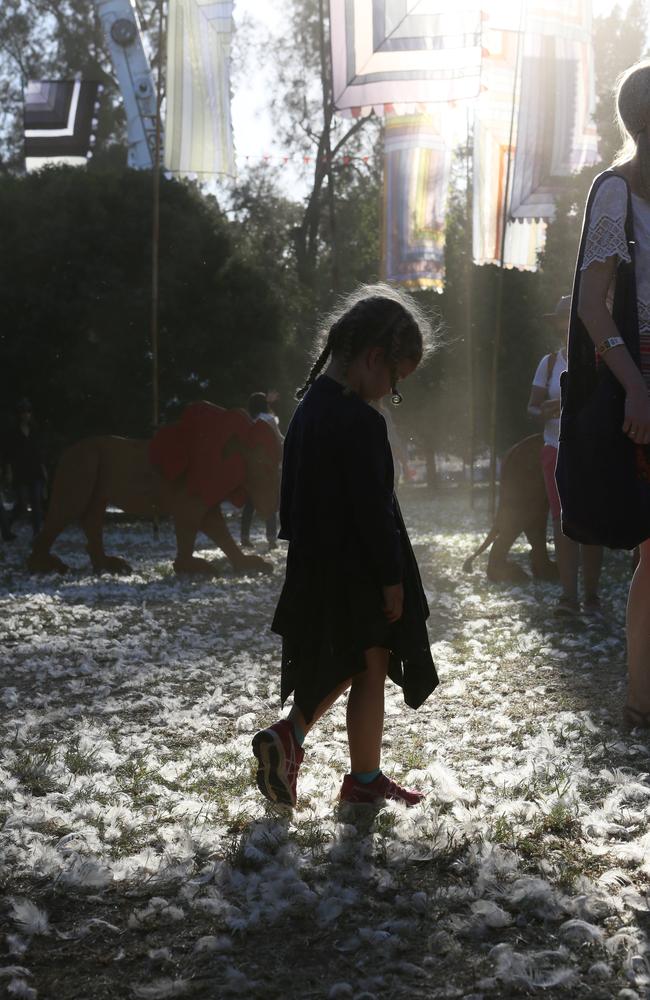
[248,391,269,418]
[296,282,435,401]
[612,58,650,198]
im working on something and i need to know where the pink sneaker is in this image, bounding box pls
[340,772,425,808]
[252,719,304,807]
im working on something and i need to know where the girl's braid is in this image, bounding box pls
[296,285,433,402]
[295,339,332,400]
[337,326,355,376]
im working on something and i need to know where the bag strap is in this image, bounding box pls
[562,170,640,414]
[612,171,640,367]
[545,351,557,389]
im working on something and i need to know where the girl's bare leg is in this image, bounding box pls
[346,647,389,773]
[288,677,353,737]
[627,538,650,713]
[287,648,389,769]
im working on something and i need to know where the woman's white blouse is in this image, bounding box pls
[581,174,650,383]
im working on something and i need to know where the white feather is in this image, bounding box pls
[9,900,49,936]
[131,979,190,998]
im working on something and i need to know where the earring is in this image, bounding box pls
[391,386,403,405]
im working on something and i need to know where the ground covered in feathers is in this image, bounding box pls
[1,489,650,999]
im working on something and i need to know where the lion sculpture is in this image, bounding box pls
[463,433,557,583]
[28,402,281,576]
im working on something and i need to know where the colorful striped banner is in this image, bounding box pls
[330,0,483,116]
[165,0,235,177]
[382,112,451,290]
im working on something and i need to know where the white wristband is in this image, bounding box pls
[597,336,625,355]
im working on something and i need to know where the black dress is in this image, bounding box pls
[272,374,438,723]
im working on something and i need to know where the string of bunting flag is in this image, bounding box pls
[158,152,378,177]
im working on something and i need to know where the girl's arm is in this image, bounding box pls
[344,412,402,587]
[578,258,650,444]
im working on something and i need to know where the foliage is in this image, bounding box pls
[0,167,285,448]
[538,1,648,310]
[0,1,648,464]
[593,0,648,165]
[0,0,163,170]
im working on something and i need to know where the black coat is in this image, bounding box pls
[272,374,438,722]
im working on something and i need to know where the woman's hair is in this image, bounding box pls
[248,391,269,418]
[295,283,435,401]
[612,58,650,198]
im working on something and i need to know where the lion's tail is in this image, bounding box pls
[462,525,499,573]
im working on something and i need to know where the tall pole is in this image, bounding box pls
[488,6,525,519]
[319,0,339,293]
[151,0,164,432]
[465,109,475,507]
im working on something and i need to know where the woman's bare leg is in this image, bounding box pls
[627,538,650,713]
[553,518,579,603]
[581,544,604,603]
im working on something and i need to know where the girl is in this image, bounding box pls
[570,60,650,726]
[252,284,439,807]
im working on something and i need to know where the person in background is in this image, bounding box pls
[240,392,283,550]
[0,416,15,542]
[527,297,604,619]
[7,398,47,538]
[266,388,282,428]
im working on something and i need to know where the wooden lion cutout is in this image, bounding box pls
[463,434,558,583]
[28,402,281,576]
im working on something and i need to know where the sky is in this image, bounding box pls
[230,0,645,179]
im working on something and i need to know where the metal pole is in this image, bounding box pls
[150,0,164,541]
[318,0,339,293]
[488,5,525,519]
[151,0,164,433]
[465,109,475,507]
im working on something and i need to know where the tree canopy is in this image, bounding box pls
[0,1,648,468]
[0,167,286,446]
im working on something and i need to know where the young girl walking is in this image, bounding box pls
[252,284,439,808]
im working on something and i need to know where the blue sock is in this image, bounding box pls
[291,721,305,747]
[352,768,381,784]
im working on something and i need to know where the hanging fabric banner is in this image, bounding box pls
[382,112,451,290]
[508,0,598,221]
[24,80,100,170]
[472,0,597,270]
[165,0,235,177]
[330,0,483,116]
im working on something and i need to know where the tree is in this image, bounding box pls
[261,0,380,295]
[0,0,160,170]
[593,0,648,165]
[539,1,648,310]
[0,167,286,449]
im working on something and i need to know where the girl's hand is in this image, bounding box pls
[383,583,404,623]
[624,386,650,445]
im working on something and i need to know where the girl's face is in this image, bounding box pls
[355,347,418,402]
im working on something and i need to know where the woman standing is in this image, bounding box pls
[566,60,650,726]
[528,297,603,619]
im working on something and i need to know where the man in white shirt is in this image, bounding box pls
[241,392,283,549]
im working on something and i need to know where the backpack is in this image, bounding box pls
[555,170,650,549]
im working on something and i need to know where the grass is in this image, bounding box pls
[0,492,646,999]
